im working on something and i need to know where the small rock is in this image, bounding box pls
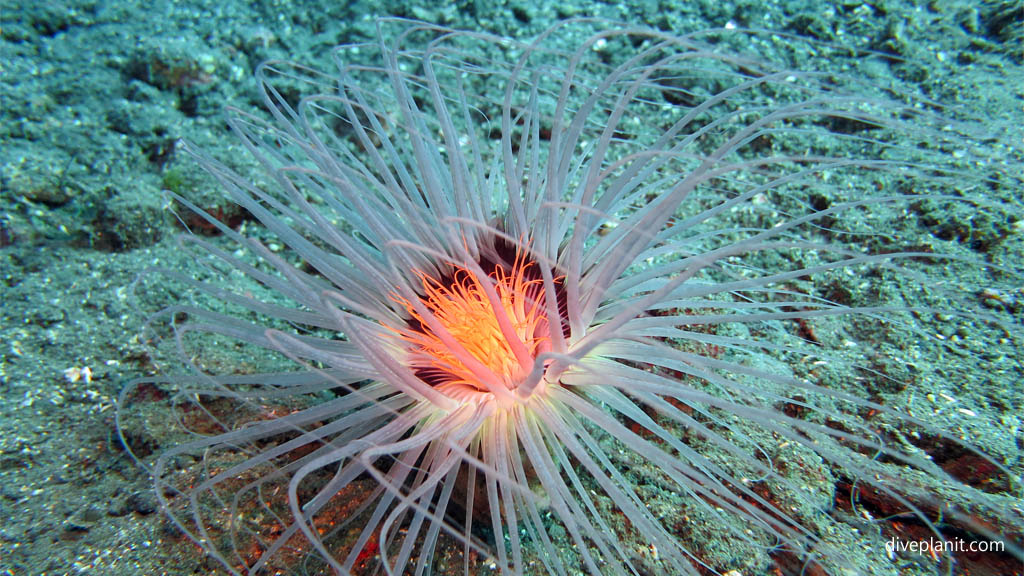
[65,504,103,531]
[127,490,157,515]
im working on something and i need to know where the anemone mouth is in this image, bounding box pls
[391,239,566,404]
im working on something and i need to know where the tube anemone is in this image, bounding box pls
[121,19,1022,576]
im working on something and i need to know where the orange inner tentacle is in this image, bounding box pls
[392,254,552,400]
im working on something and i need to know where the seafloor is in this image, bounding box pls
[1,0,1022,575]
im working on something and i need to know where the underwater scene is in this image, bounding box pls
[1,1,1022,575]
